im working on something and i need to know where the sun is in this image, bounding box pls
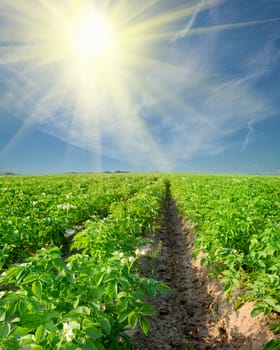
[58,8,119,85]
[71,14,115,60]
[0,0,224,169]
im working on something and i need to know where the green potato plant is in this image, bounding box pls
[0,175,169,349]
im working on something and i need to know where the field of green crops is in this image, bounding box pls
[0,173,280,349]
[170,174,280,350]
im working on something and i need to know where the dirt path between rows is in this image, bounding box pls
[132,190,276,349]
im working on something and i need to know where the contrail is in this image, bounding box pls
[133,16,280,43]
[241,120,254,152]
[178,17,280,38]
[172,0,205,41]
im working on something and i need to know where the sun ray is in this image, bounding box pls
[123,58,213,134]
[0,79,70,159]
[3,0,274,170]
[0,46,77,157]
[112,0,159,25]
[117,17,280,46]
[123,0,222,35]
[107,90,171,169]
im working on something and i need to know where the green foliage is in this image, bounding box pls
[0,174,157,267]
[263,339,280,350]
[170,174,280,349]
[0,174,169,349]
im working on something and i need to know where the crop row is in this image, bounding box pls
[0,174,158,268]
[170,174,280,348]
[0,176,169,349]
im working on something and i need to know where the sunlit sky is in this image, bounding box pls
[0,0,279,175]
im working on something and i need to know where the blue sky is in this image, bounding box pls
[0,0,279,174]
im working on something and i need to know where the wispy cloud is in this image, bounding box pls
[1,38,276,170]
[0,0,279,172]
[241,120,255,151]
[171,0,205,41]
[245,40,280,82]
[133,36,277,165]
[173,17,280,40]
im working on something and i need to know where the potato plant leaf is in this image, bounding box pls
[0,323,11,338]
[32,281,42,298]
[128,311,138,329]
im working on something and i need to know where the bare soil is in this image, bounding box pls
[132,191,277,350]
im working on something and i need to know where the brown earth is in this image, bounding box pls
[132,191,277,350]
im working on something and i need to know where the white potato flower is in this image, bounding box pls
[62,321,80,342]
[63,323,74,342]
[128,256,135,263]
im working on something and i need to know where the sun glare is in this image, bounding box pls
[0,0,224,169]
[72,15,114,59]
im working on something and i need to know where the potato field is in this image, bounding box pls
[0,173,279,349]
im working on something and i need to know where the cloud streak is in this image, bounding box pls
[171,0,205,41]
[173,17,280,40]
[241,120,255,152]
[0,0,279,172]
[133,35,277,165]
